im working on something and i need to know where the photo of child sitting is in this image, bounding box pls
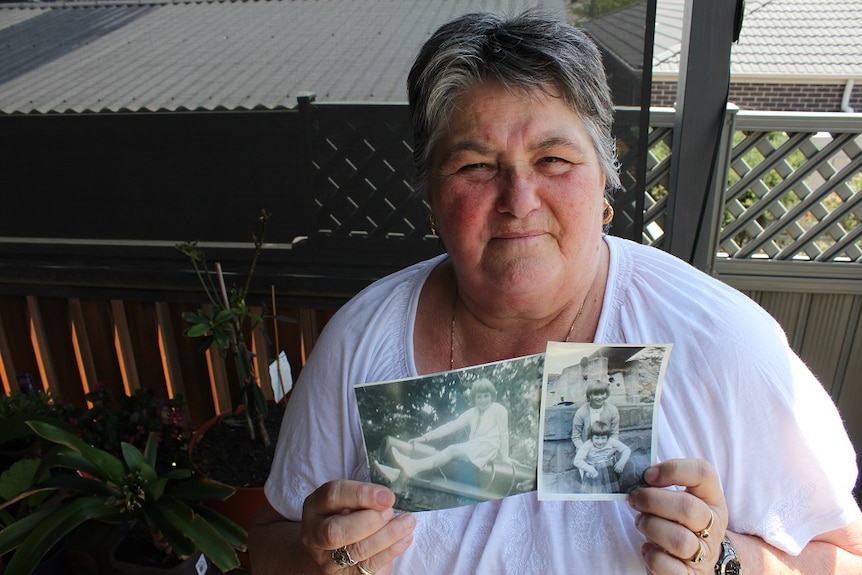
[573,420,631,494]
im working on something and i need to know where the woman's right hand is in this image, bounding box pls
[301,479,416,575]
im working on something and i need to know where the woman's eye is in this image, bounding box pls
[538,156,572,174]
[460,163,489,171]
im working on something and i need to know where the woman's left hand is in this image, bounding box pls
[628,458,728,574]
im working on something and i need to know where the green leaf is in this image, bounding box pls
[0,459,42,500]
[186,323,212,338]
[160,468,192,481]
[2,497,116,574]
[145,499,196,557]
[143,432,159,470]
[168,477,234,502]
[147,476,169,501]
[121,441,145,473]
[42,474,114,497]
[0,506,53,553]
[213,308,235,325]
[181,310,208,324]
[214,331,231,352]
[47,448,106,479]
[191,503,247,549]
[27,421,126,481]
[151,497,240,572]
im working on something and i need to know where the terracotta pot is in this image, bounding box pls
[189,410,271,567]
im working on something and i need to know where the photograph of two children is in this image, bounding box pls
[355,341,671,512]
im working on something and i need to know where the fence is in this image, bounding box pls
[1,105,860,478]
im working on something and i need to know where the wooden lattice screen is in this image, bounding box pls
[719,113,862,262]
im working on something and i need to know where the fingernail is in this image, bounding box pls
[642,466,659,484]
[382,507,394,521]
[397,512,417,530]
[376,489,394,507]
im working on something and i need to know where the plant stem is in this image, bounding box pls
[215,263,257,442]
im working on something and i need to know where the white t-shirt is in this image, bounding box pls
[265,235,860,574]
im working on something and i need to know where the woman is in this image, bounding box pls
[249,11,862,575]
[390,378,510,478]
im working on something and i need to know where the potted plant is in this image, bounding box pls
[74,383,191,474]
[0,420,245,574]
[176,210,294,558]
[176,210,293,449]
[0,387,79,474]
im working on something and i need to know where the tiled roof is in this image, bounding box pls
[0,0,564,114]
[587,0,862,82]
[730,0,862,80]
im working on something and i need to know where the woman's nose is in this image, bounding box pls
[496,166,541,218]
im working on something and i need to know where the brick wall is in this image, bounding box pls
[650,80,861,113]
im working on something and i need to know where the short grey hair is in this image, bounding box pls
[472,378,498,401]
[407,11,621,195]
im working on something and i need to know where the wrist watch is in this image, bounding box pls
[715,535,742,574]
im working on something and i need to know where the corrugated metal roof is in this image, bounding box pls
[0,0,565,114]
[584,0,861,81]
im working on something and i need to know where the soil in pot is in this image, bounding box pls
[191,404,284,488]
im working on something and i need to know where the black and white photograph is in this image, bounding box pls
[356,354,544,512]
[538,342,671,501]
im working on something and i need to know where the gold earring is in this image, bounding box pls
[429,214,438,236]
[602,199,614,225]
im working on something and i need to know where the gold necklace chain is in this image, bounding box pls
[449,287,587,370]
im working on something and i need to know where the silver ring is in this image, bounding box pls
[332,546,358,568]
[356,563,374,575]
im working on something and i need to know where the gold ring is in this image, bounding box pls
[695,509,716,539]
[687,539,707,565]
[356,562,374,575]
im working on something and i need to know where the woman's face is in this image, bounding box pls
[475,391,493,412]
[427,80,607,300]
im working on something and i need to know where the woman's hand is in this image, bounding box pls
[628,459,727,575]
[302,479,416,575]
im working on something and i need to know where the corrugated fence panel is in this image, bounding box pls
[836,309,862,487]
[745,290,808,350]
[799,294,858,397]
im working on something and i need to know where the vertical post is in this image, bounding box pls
[0,310,16,394]
[111,300,141,395]
[297,92,317,244]
[664,0,741,269]
[699,104,739,274]
[68,298,97,398]
[26,296,59,394]
[631,0,658,241]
